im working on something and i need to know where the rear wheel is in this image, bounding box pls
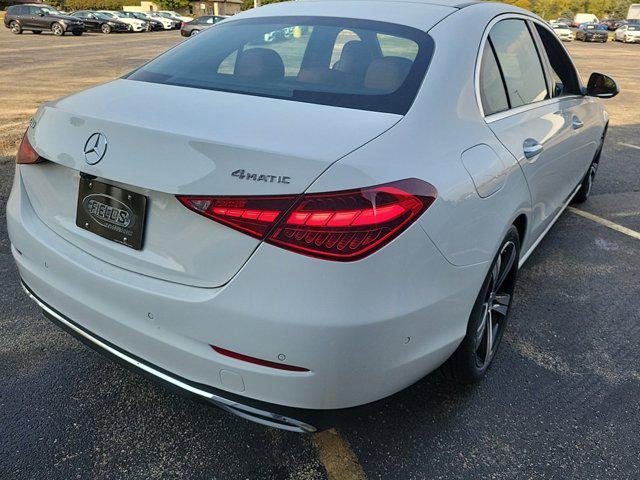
[573,128,606,204]
[446,227,520,383]
[190,29,199,36]
[573,154,601,203]
[10,21,22,34]
[51,22,64,36]
[101,23,112,34]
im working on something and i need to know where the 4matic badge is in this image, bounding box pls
[231,169,291,184]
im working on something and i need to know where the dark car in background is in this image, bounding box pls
[576,23,609,42]
[180,15,226,37]
[4,3,85,36]
[70,10,129,33]
[600,18,624,30]
[130,12,164,31]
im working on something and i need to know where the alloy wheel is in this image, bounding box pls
[52,23,63,36]
[11,21,21,34]
[475,240,517,369]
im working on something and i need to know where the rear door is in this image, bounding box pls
[532,21,601,189]
[479,17,577,241]
[24,6,41,29]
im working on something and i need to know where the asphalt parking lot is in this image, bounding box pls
[1,28,639,479]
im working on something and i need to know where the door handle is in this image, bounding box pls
[523,138,543,159]
[572,116,584,129]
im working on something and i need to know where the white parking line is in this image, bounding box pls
[618,142,640,151]
[568,207,640,241]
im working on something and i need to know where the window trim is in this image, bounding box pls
[474,13,585,123]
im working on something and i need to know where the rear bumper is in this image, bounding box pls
[21,281,321,432]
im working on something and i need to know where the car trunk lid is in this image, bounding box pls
[22,80,401,287]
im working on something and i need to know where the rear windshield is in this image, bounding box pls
[127,16,434,114]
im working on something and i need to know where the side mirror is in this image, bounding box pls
[585,72,619,98]
[38,12,45,16]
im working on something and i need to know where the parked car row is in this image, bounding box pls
[550,20,640,43]
[552,15,639,31]
[3,3,193,36]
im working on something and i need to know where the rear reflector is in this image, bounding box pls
[177,178,436,261]
[211,345,309,372]
[16,129,42,165]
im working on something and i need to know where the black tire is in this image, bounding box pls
[573,127,606,204]
[572,154,601,204]
[101,23,112,34]
[72,30,83,36]
[32,30,42,34]
[10,21,22,34]
[51,22,64,36]
[445,226,520,383]
[190,29,199,36]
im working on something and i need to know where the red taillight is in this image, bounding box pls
[177,179,436,261]
[16,129,42,165]
[181,21,186,28]
[177,194,298,239]
[211,345,309,372]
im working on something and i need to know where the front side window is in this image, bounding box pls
[534,23,581,97]
[127,16,434,114]
[489,19,548,109]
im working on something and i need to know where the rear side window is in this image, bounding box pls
[127,16,434,114]
[488,19,548,109]
[479,41,509,116]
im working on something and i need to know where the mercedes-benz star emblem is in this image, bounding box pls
[84,133,107,165]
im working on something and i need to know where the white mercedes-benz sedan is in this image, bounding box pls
[7,0,618,432]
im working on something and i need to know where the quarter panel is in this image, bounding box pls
[310,5,532,267]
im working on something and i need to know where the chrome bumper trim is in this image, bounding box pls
[21,282,317,433]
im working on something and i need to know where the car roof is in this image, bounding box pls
[231,0,537,32]
[234,0,475,32]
